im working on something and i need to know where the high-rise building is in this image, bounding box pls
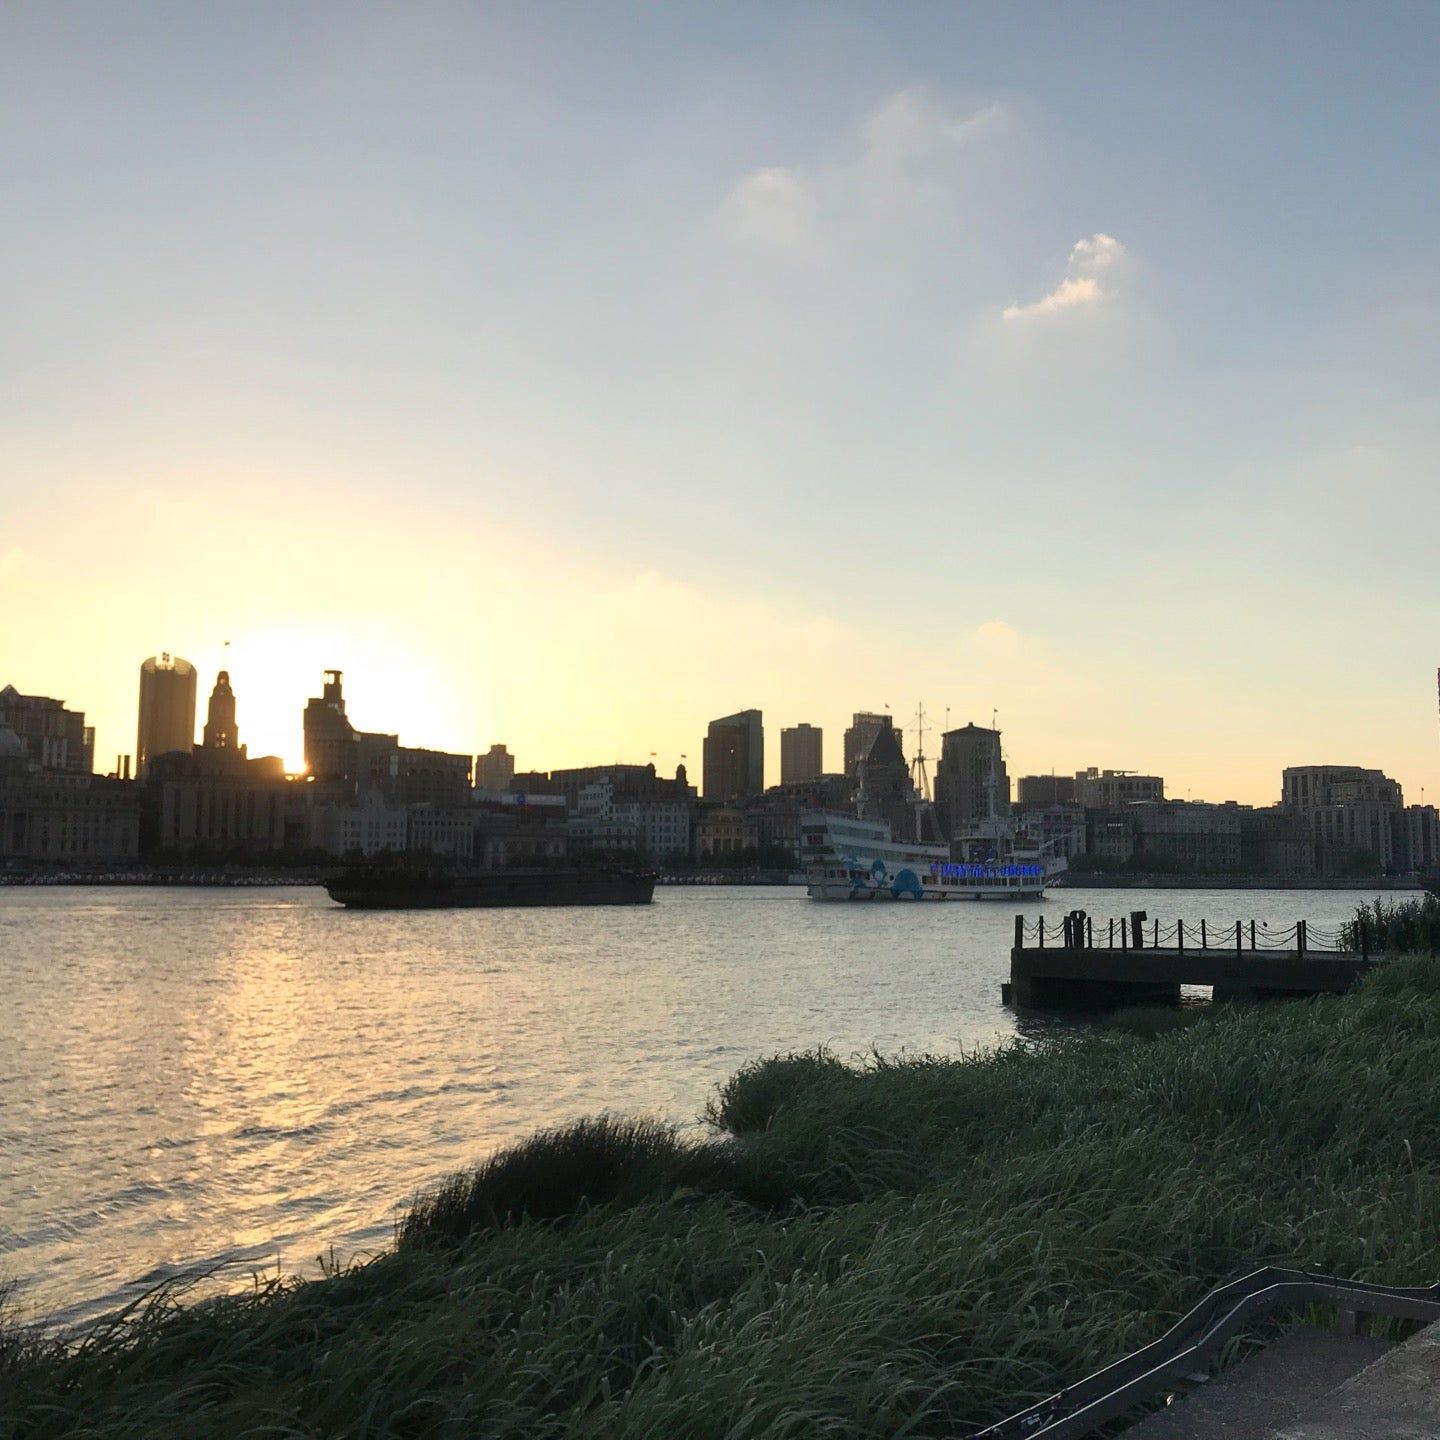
[702,709,763,802]
[0,684,94,774]
[136,655,197,778]
[935,722,1010,839]
[780,723,823,784]
[476,743,516,791]
[304,670,356,782]
[202,670,242,754]
[844,713,901,778]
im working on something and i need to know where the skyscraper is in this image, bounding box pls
[136,654,196,777]
[303,669,356,781]
[935,722,1010,839]
[702,709,763,802]
[844,712,902,778]
[780,723,823,784]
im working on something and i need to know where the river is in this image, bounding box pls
[0,883,1410,1328]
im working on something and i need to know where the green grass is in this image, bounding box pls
[8,952,1440,1438]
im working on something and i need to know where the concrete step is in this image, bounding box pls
[1121,1327,1391,1439]
[1269,1320,1440,1438]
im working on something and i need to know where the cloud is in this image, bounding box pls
[972,619,1023,648]
[719,89,1003,256]
[1003,233,1129,322]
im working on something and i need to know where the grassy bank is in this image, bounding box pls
[7,950,1440,1438]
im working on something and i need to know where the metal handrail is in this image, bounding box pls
[969,1266,1440,1439]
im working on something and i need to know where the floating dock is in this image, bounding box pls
[1007,911,1374,1008]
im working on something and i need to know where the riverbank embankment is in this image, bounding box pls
[6,939,1440,1436]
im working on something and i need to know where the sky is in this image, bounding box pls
[3,2,1438,805]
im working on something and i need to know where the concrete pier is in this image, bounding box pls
[1008,911,1374,1008]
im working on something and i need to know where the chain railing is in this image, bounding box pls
[1016,914,1363,956]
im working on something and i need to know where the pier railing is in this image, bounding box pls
[1016,913,1363,958]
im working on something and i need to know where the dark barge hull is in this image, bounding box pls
[325,867,656,909]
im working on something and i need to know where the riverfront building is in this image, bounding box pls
[0,727,140,861]
[703,709,763,802]
[935,723,1010,839]
[1282,764,1407,875]
[136,654,196,777]
[780,723,823,785]
[844,713,900,778]
[475,744,515,791]
[0,685,94,775]
[1075,768,1165,807]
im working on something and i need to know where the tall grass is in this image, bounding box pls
[1347,894,1440,955]
[8,956,1440,1437]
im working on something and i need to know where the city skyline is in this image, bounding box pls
[4,5,1439,807]
[6,647,1439,814]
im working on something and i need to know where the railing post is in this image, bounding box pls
[1086,916,1094,948]
[1177,918,1185,953]
[1152,918,1159,948]
[1200,919,1207,950]
[1235,920,1242,955]
[1250,919,1257,950]
[1039,916,1045,948]
[1298,919,1307,957]
[1014,914,1024,950]
[1108,917,1115,947]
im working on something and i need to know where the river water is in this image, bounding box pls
[0,883,1409,1328]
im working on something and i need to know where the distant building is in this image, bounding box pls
[544,763,694,812]
[1016,774,1079,807]
[303,670,355,783]
[136,654,196,777]
[0,728,140,860]
[201,671,244,757]
[1131,801,1242,872]
[780,724,823,785]
[475,743,516,791]
[703,710,763,802]
[146,672,299,855]
[310,788,407,858]
[844,713,900,778]
[1239,806,1316,877]
[301,670,470,805]
[1282,765,1405,874]
[695,805,759,858]
[1401,805,1440,875]
[0,684,93,774]
[1014,804,1087,861]
[856,718,933,842]
[935,723,1009,839]
[1075,769,1164,807]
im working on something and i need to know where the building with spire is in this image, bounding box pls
[202,670,243,756]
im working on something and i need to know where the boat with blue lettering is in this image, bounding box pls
[800,810,1061,901]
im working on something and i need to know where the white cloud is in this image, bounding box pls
[719,89,1003,256]
[1003,232,1129,322]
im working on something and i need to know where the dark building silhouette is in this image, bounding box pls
[935,722,1010,840]
[780,723,823,784]
[202,671,242,754]
[1016,773,1079,807]
[703,709,763,802]
[844,712,901,778]
[0,685,94,774]
[856,717,939,842]
[136,654,196,778]
[304,670,355,783]
[475,743,516,790]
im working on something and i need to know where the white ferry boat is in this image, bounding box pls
[801,809,1062,901]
